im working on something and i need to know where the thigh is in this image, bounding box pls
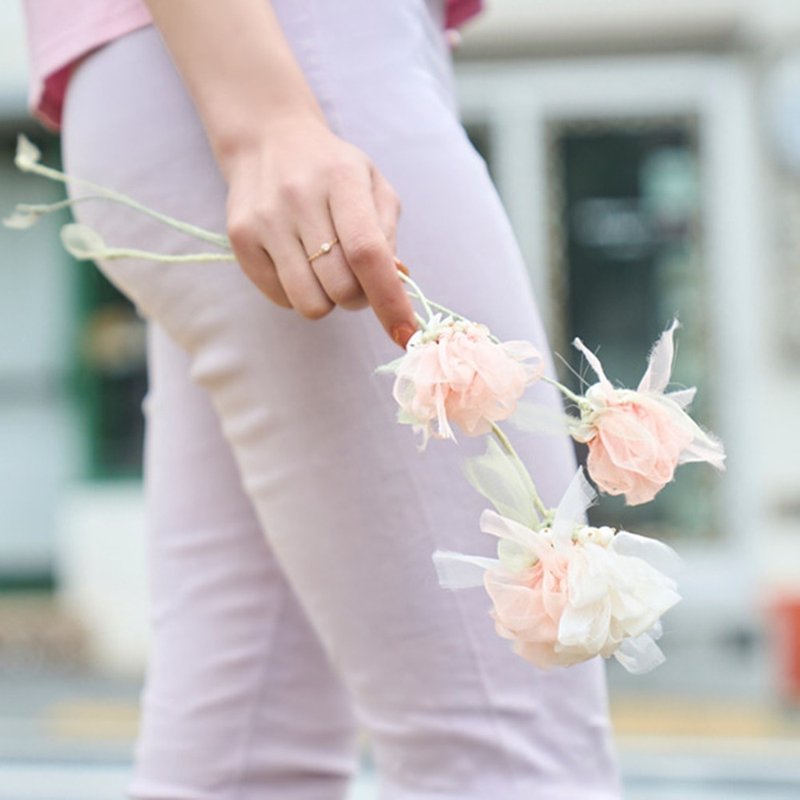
[128,321,359,800]
[62,14,621,800]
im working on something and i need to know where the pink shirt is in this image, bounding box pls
[21,0,484,130]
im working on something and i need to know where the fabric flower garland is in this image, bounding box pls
[377,303,723,672]
[5,134,726,674]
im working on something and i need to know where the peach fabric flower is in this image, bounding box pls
[483,530,574,668]
[378,314,543,446]
[432,469,682,673]
[571,320,725,505]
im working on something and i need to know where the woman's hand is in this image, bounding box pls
[222,116,416,347]
[142,0,417,347]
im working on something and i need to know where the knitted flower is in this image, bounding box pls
[571,320,725,505]
[432,469,681,673]
[378,314,543,447]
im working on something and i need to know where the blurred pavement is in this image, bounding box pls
[1,666,799,800]
[2,594,799,800]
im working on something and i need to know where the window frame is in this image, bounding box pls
[455,55,767,624]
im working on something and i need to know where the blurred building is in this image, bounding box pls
[1,0,799,697]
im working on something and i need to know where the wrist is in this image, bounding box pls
[211,105,329,181]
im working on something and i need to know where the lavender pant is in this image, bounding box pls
[61,2,621,798]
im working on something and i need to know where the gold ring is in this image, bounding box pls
[307,236,339,263]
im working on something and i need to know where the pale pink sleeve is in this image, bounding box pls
[21,0,152,129]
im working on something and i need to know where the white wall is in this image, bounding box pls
[0,2,30,113]
[462,0,800,55]
[0,6,76,573]
[0,150,83,572]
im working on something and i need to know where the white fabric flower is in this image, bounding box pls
[432,468,681,673]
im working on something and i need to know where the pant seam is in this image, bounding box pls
[356,304,529,796]
[229,575,288,800]
[448,577,526,798]
[374,439,529,795]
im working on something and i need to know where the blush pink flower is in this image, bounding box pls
[432,469,682,672]
[378,314,543,446]
[571,320,725,505]
[483,533,574,668]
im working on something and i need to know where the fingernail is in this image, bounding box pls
[391,323,416,349]
[394,257,410,276]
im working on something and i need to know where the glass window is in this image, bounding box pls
[464,121,494,179]
[76,259,147,480]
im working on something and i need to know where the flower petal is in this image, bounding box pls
[638,319,680,394]
[2,208,40,229]
[15,134,42,171]
[508,400,573,437]
[666,387,696,409]
[479,509,541,554]
[463,438,540,528]
[613,630,667,674]
[60,223,108,260]
[431,550,500,589]
[551,468,596,549]
[572,337,613,390]
[611,530,682,578]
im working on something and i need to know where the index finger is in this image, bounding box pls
[329,169,417,348]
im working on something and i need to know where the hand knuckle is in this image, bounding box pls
[280,176,309,205]
[329,278,362,304]
[342,295,369,310]
[327,155,364,182]
[226,215,255,248]
[298,298,333,320]
[347,235,385,268]
[252,199,277,220]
